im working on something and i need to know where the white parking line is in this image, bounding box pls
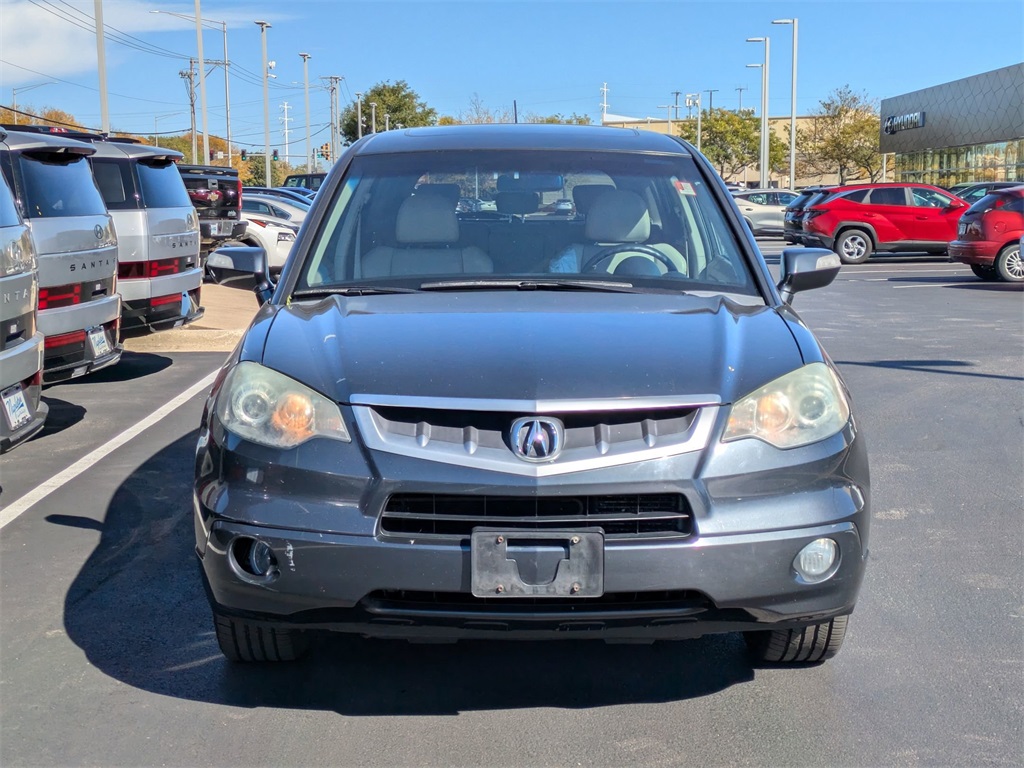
[0,370,218,530]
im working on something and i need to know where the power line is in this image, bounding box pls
[0,58,184,106]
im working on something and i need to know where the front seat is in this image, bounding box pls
[362,194,492,278]
[549,189,686,275]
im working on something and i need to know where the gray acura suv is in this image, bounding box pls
[196,125,870,665]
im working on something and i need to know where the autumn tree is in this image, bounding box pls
[799,86,882,184]
[340,80,437,143]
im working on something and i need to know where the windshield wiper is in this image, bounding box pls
[292,285,422,298]
[418,278,641,293]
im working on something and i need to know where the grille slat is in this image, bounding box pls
[381,493,693,539]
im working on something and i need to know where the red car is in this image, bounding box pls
[948,185,1024,282]
[802,183,969,264]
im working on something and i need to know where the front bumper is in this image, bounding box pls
[195,415,870,641]
[948,239,998,266]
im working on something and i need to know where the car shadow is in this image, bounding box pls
[62,432,756,715]
[36,396,86,438]
[833,358,1023,383]
[55,351,173,386]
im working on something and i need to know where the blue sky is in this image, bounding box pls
[1,0,1022,157]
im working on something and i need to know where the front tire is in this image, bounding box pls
[995,242,1023,282]
[214,614,309,662]
[744,615,848,664]
[970,263,1000,281]
[834,230,873,264]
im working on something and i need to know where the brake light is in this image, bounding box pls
[804,209,826,220]
[236,178,243,210]
[248,218,269,228]
[148,259,179,278]
[150,293,182,307]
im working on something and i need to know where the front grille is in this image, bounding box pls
[381,493,693,539]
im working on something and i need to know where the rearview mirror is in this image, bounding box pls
[205,245,274,305]
[776,248,841,304]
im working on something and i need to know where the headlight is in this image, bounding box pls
[216,361,350,449]
[277,231,295,242]
[723,362,850,449]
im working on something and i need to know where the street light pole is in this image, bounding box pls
[194,0,209,162]
[355,92,363,139]
[773,18,798,190]
[255,20,272,184]
[94,0,110,133]
[369,102,377,134]
[747,36,770,188]
[11,82,55,124]
[685,93,702,152]
[300,53,311,173]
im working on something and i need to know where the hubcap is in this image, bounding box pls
[842,236,866,258]
[1005,247,1023,279]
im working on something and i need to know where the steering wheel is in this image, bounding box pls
[581,243,679,274]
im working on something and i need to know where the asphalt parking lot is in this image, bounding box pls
[1,243,1021,767]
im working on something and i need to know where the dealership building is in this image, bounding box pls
[880,63,1024,187]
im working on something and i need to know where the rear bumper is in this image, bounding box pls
[120,286,204,337]
[0,334,47,453]
[948,240,998,266]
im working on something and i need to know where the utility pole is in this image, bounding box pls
[324,76,341,160]
[600,82,609,123]
[672,90,682,120]
[658,103,673,135]
[705,88,719,111]
[736,85,747,112]
[280,102,292,166]
[300,53,311,173]
[94,0,110,134]
[179,59,197,163]
[255,20,272,185]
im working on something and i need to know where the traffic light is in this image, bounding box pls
[271,149,279,161]
[240,149,247,161]
[321,142,330,161]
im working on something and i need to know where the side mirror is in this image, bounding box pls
[776,248,841,304]
[205,245,274,305]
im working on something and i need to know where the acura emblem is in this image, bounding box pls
[510,417,564,462]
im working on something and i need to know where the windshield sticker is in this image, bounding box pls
[674,180,696,196]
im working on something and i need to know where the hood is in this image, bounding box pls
[257,291,804,405]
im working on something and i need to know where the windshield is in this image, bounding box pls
[298,149,756,295]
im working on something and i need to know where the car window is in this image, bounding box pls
[17,151,107,219]
[0,174,20,227]
[911,187,954,208]
[839,189,869,203]
[299,149,758,295]
[91,159,137,210]
[136,159,192,208]
[270,203,291,219]
[744,193,770,205]
[776,192,797,206]
[867,188,907,206]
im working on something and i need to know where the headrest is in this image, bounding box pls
[572,184,615,215]
[495,191,539,214]
[396,194,459,244]
[414,183,461,206]
[585,189,650,243]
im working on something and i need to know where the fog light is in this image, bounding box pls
[794,538,838,583]
[248,540,276,576]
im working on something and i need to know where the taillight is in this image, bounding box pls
[39,284,81,310]
[248,218,269,228]
[44,329,87,348]
[150,293,182,307]
[804,209,825,220]
[236,179,243,210]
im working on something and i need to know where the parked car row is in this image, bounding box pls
[0,124,209,452]
[780,181,1024,281]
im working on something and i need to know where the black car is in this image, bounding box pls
[199,125,869,665]
[783,186,833,245]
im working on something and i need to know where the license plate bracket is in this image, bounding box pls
[1,384,31,430]
[471,528,604,598]
[87,326,111,358]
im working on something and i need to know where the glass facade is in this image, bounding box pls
[895,139,1024,187]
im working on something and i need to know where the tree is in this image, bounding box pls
[439,95,592,126]
[340,80,437,143]
[676,108,786,183]
[798,86,882,184]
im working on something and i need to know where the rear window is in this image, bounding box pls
[17,152,107,219]
[968,193,1023,214]
[91,158,138,210]
[137,160,192,208]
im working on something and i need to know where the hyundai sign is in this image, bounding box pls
[884,111,926,135]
